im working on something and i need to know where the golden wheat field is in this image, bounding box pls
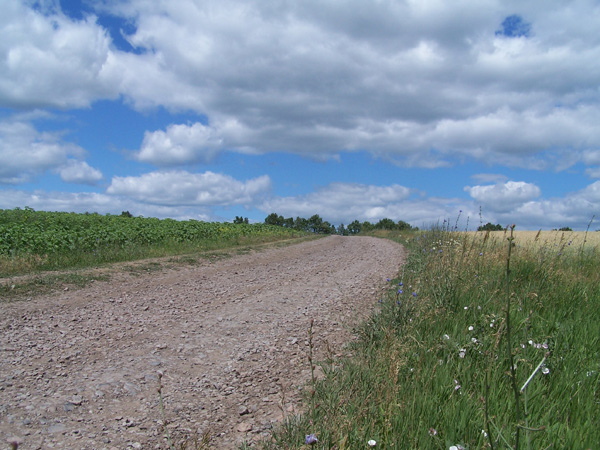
[466,229,600,251]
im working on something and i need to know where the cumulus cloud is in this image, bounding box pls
[136,122,225,165]
[260,182,465,226]
[0,2,120,108]
[465,181,541,213]
[3,1,600,168]
[106,170,271,206]
[0,188,214,221]
[0,117,85,184]
[58,160,103,185]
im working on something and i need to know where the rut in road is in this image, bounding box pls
[1,235,406,449]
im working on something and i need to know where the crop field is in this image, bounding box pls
[0,208,303,277]
[469,229,600,251]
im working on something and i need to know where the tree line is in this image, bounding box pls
[263,213,416,235]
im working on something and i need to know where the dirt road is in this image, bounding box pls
[1,236,406,449]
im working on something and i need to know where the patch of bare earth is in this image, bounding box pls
[1,236,406,449]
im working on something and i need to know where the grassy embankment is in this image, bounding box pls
[248,227,599,449]
[0,208,308,299]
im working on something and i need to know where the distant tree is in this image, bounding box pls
[121,211,133,218]
[361,221,374,232]
[375,218,396,230]
[265,213,284,226]
[307,214,324,233]
[337,223,348,236]
[282,217,294,228]
[294,216,308,232]
[233,216,249,224]
[557,226,573,231]
[396,220,413,231]
[478,222,503,231]
[347,220,362,234]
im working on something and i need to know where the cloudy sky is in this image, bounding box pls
[1,0,599,230]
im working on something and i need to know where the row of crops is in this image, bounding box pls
[0,208,300,257]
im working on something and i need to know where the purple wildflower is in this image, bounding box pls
[305,434,318,445]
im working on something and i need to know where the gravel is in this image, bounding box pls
[0,236,405,449]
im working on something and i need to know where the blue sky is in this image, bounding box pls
[1,1,600,230]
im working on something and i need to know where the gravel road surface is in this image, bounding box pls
[1,236,405,449]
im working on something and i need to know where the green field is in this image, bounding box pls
[0,207,304,277]
[249,227,600,449]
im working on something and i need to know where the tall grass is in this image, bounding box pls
[252,226,600,449]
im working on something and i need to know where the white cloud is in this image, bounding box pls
[0,118,85,184]
[3,1,600,168]
[0,188,214,221]
[59,160,103,185]
[465,181,541,213]
[260,182,465,226]
[106,170,271,206]
[136,122,224,165]
[0,2,119,108]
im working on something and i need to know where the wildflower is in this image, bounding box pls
[399,281,403,286]
[459,349,466,358]
[468,326,474,331]
[398,289,403,294]
[464,306,468,310]
[443,334,450,340]
[305,434,318,445]
[412,292,417,297]
[479,252,483,256]
[542,366,550,375]
[471,337,478,343]
[454,379,461,391]
[368,439,377,447]
[482,429,488,437]
[386,278,391,282]
[429,428,437,436]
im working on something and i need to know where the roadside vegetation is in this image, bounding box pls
[247,223,599,449]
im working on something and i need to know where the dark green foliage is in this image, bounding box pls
[478,222,504,231]
[233,216,249,224]
[264,214,414,234]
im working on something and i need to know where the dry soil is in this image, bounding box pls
[1,236,406,450]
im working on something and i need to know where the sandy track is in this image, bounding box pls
[1,236,406,449]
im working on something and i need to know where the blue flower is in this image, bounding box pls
[398,289,403,294]
[412,292,417,297]
[305,434,318,445]
[398,281,403,286]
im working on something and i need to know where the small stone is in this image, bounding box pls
[238,405,249,416]
[236,422,253,432]
[63,402,75,412]
[48,423,66,434]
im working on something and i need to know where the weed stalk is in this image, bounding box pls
[505,225,522,449]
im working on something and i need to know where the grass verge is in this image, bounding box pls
[249,227,600,449]
[0,235,319,302]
